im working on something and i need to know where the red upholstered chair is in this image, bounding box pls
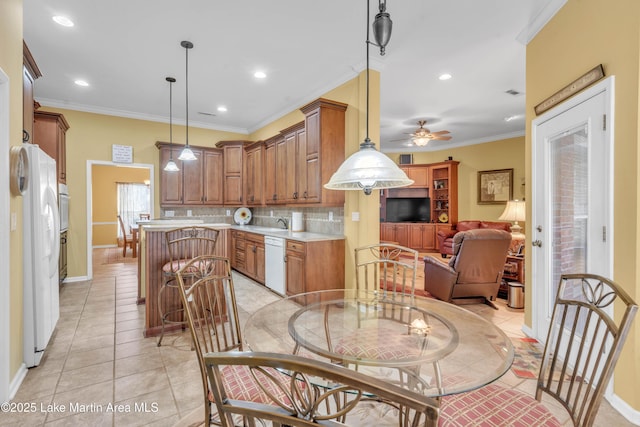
[439,274,637,427]
[437,220,512,258]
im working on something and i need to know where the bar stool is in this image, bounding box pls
[157,226,219,346]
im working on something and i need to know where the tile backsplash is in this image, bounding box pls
[160,206,344,235]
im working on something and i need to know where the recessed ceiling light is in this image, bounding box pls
[217,106,228,112]
[52,16,74,27]
[74,80,89,87]
[439,73,452,81]
[254,71,267,79]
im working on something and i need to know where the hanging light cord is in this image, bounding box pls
[362,0,375,150]
[184,44,189,147]
[168,78,174,157]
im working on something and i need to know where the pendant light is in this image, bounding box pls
[324,0,412,195]
[178,40,197,161]
[163,77,180,172]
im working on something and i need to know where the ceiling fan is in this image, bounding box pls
[406,120,451,146]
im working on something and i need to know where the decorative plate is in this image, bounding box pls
[234,207,252,225]
[438,212,449,223]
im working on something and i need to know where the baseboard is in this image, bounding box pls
[607,391,640,424]
[62,275,90,283]
[8,363,27,401]
[520,324,534,337]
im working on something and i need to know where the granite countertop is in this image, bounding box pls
[229,225,344,242]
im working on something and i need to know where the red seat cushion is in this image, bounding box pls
[220,364,291,404]
[439,384,561,427]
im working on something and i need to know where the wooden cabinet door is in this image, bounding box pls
[223,144,244,205]
[245,146,264,205]
[421,224,436,250]
[23,66,35,144]
[394,224,410,247]
[274,137,288,203]
[408,224,424,249]
[182,148,204,205]
[245,240,257,278]
[286,249,305,296]
[264,141,277,204]
[34,111,68,184]
[203,149,223,205]
[380,223,396,242]
[255,243,266,283]
[284,132,298,202]
[160,147,183,205]
[400,166,428,188]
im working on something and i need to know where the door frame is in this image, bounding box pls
[530,76,615,340]
[86,160,154,279]
[0,67,11,402]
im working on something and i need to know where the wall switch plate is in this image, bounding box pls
[352,212,360,222]
[226,209,231,216]
[328,212,333,221]
[165,210,174,217]
[270,210,274,217]
[187,210,192,216]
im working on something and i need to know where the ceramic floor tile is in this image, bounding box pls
[56,360,114,393]
[115,353,164,379]
[112,388,178,427]
[114,367,170,402]
[44,380,114,423]
[69,334,114,353]
[63,346,115,372]
[43,410,113,426]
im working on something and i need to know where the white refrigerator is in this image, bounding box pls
[22,144,60,367]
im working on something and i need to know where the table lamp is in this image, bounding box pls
[499,199,526,238]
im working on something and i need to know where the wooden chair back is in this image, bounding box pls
[537,273,637,426]
[117,215,133,257]
[204,351,440,427]
[176,255,242,425]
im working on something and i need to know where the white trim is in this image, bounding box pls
[61,275,90,284]
[86,160,154,279]
[608,393,640,425]
[516,0,568,45]
[8,364,27,402]
[0,67,10,402]
[382,130,526,153]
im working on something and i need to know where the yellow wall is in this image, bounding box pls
[1,0,25,384]
[527,0,639,408]
[40,107,246,278]
[388,136,526,221]
[92,165,150,246]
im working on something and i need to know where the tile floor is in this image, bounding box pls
[2,249,633,426]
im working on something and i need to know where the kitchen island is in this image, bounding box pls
[137,221,231,337]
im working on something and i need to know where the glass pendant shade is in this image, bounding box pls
[413,137,429,147]
[164,160,179,172]
[178,146,197,161]
[324,141,413,195]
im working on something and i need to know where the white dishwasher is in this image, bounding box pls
[264,236,286,296]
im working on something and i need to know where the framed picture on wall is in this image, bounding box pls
[477,169,513,204]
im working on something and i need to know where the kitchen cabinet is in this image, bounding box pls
[380,223,410,247]
[34,110,69,184]
[231,230,265,284]
[300,98,348,206]
[285,239,345,296]
[274,121,305,204]
[216,140,247,205]
[408,224,436,251]
[264,136,279,204]
[23,41,41,145]
[244,141,264,206]
[157,142,223,206]
[231,230,246,271]
[59,231,68,285]
[430,161,459,225]
[400,165,429,188]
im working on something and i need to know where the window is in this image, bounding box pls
[117,183,150,237]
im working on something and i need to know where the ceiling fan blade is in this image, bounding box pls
[431,135,452,141]
[430,130,450,135]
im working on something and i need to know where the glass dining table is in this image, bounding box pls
[243,289,514,398]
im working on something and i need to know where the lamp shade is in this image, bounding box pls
[324,144,414,195]
[499,199,526,222]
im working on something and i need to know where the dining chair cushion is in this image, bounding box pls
[220,364,292,405]
[334,327,426,360]
[439,383,561,427]
[162,259,210,275]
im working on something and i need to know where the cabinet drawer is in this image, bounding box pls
[286,240,305,253]
[246,232,264,244]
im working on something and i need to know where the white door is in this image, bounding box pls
[531,77,613,341]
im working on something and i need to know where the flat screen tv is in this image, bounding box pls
[385,197,431,222]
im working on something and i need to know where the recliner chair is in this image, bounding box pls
[424,228,511,309]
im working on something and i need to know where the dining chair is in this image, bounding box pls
[439,273,638,427]
[355,242,419,300]
[157,226,219,346]
[204,351,441,427]
[175,256,290,426]
[117,215,134,257]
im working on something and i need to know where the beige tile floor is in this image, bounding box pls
[2,248,633,426]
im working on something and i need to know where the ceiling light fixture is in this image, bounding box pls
[74,80,89,87]
[254,71,267,79]
[217,106,227,112]
[413,137,430,147]
[164,77,179,172]
[324,0,412,195]
[439,73,452,81]
[52,16,74,27]
[178,41,197,161]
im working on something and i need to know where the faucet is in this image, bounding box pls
[277,217,289,230]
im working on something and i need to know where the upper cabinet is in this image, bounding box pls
[244,141,264,206]
[216,141,248,206]
[276,121,305,204]
[34,110,69,184]
[400,165,429,188]
[299,98,347,206]
[157,142,223,206]
[23,41,42,145]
